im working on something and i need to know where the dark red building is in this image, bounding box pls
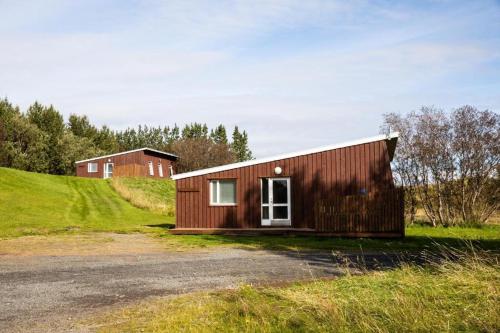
[75,148,177,179]
[171,133,404,237]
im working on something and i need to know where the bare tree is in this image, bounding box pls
[382,105,499,226]
[452,106,499,223]
[413,108,456,226]
[171,138,235,173]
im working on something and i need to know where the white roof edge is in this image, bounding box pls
[172,132,399,180]
[75,147,178,164]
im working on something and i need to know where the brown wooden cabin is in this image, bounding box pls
[171,133,404,237]
[75,148,177,179]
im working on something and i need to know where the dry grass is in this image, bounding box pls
[0,233,169,256]
[413,208,500,225]
[92,249,500,333]
[110,177,175,216]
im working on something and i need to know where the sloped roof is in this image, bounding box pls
[75,148,177,164]
[172,132,399,180]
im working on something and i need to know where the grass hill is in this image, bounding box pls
[0,167,173,238]
[110,177,176,216]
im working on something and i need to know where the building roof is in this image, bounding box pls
[75,148,178,164]
[172,132,399,180]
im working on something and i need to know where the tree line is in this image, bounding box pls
[0,98,253,175]
[382,105,499,226]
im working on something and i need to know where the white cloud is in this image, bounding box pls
[0,0,499,157]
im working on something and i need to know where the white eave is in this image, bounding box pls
[75,147,177,164]
[172,132,399,180]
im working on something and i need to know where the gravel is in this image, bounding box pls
[0,247,411,332]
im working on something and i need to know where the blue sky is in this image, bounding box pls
[1,0,499,157]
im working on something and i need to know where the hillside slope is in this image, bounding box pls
[110,177,175,216]
[0,167,171,238]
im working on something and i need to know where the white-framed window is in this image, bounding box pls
[158,162,163,178]
[148,161,154,176]
[210,179,236,205]
[168,165,174,177]
[87,162,98,173]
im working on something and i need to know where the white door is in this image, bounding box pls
[261,178,291,226]
[104,163,113,179]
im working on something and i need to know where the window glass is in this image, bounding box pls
[88,163,98,173]
[272,180,288,204]
[273,206,288,219]
[261,178,269,204]
[148,161,154,176]
[158,163,163,178]
[219,180,236,203]
[210,180,236,204]
[211,181,218,203]
[262,206,269,219]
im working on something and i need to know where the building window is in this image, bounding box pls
[158,162,163,178]
[148,161,154,176]
[168,165,174,177]
[210,179,236,205]
[88,162,98,173]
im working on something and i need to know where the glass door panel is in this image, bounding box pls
[272,180,288,204]
[104,163,113,179]
[261,178,291,226]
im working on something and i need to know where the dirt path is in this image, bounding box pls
[0,233,169,257]
[0,234,412,333]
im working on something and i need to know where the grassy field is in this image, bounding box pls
[93,250,500,332]
[155,224,500,251]
[2,167,499,332]
[1,167,498,252]
[0,167,171,238]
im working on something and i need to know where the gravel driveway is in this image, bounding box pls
[0,237,411,333]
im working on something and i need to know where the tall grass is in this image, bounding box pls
[110,177,175,216]
[95,249,499,332]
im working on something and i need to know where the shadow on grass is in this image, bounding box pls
[146,222,500,252]
[146,223,175,230]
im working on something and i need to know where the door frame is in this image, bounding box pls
[103,162,114,179]
[260,177,291,226]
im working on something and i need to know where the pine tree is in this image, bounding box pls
[231,126,253,162]
[182,123,209,139]
[210,124,228,145]
[169,124,180,143]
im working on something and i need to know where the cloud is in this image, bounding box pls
[0,0,499,157]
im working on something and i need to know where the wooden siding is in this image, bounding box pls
[176,139,401,233]
[114,164,146,177]
[314,189,404,234]
[76,150,176,179]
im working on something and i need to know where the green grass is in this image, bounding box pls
[110,177,176,216]
[1,167,498,252]
[0,167,171,238]
[155,224,500,252]
[94,251,500,332]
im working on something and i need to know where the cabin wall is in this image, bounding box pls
[76,151,176,179]
[143,151,176,178]
[176,139,395,230]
